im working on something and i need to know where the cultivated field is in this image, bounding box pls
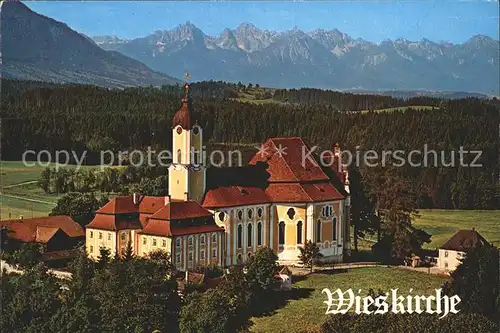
[414,209,500,248]
[0,161,96,220]
[249,267,447,333]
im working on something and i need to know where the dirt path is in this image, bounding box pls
[0,193,55,205]
[3,180,39,189]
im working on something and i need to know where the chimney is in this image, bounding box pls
[164,195,171,206]
[133,193,139,205]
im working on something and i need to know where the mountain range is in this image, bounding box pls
[1,1,498,94]
[1,1,180,88]
[93,22,500,94]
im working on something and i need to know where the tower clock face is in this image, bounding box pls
[193,126,200,135]
[176,126,182,134]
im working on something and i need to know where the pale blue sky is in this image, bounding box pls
[27,1,499,43]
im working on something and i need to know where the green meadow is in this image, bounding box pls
[249,267,447,333]
[414,209,500,248]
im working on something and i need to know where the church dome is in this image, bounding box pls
[172,83,192,129]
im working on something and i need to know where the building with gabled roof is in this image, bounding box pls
[86,81,350,268]
[0,215,84,251]
[438,229,488,271]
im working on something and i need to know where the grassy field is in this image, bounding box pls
[0,161,99,220]
[359,105,438,113]
[356,209,500,250]
[249,267,447,333]
[414,209,500,248]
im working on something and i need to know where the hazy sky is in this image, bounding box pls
[27,1,499,43]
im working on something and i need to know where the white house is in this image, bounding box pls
[438,229,487,272]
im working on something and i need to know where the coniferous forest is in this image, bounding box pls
[1,79,499,210]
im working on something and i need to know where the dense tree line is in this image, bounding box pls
[1,79,498,209]
[0,249,181,333]
[0,245,284,333]
[39,164,168,196]
[273,88,444,110]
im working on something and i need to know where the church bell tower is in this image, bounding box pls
[168,73,206,202]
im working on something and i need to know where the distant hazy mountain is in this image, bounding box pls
[94,22,499,94]
[1,1,180,88]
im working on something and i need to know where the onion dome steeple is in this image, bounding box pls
[172,72,193,129]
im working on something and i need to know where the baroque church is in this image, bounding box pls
[86,82,351,269]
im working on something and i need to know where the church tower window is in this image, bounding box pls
[177,149,182,164]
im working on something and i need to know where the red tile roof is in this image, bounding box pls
[441,229,488,252]
[150,200,213,220]
[301,183,344,201]
[139,219,223,237]
[249,137,330,183]
[97,196,137,214]
[35,226,60,243]
[139,219,173,237]
[203,182,344,207]
[203,186,269,208]
[138,196,166,214]
[89,195,221,236]
[170,224,224,236]
[86,214,143,231]
[0,216,84,243]
[97,195,166,215]
[203,137,345,207]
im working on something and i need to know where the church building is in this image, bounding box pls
[85,82,350,269]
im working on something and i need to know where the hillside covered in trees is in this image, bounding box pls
[1,79,498,209]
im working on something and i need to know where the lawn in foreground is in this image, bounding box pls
[249,267,447,333]
[414,209,500,249]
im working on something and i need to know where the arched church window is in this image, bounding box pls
[247,223,253,247]
[247,209,253,219]
[237,225,243,249]
[257,207,263,218]
[296,221,303,244]
[278,222,285,245]
[287,208,295,220]
[237,254,243,264]
[257,222,262,246]
[316,220,322,243]
[237,210,243,220]
[322,205,333,217]
[177,149,182,164]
